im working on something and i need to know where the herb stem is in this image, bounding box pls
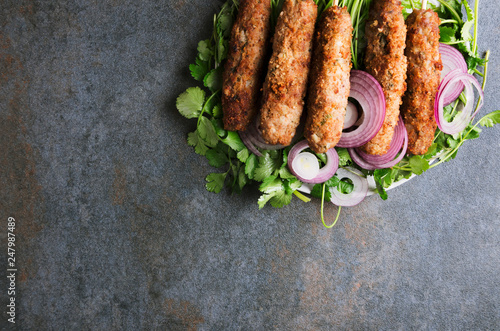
[473,0,479,54]
[439,19,458,25]
[197,89,220,127]
[436,0,463,24]
[321,183,342,228]
[293,190,311,203]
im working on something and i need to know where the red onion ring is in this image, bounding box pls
[356,116,405,165]
[239,130,263,157]
[330,167,369,207]
[337,70,386,148]
[343,100,358,129]
[348,117,408,170]
[288,140,339,184]
[435,70,484,135]
[439,43,468,106]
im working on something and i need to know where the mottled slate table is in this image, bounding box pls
[1,0,499,329]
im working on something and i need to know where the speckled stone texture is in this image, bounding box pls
[1,0,499,329]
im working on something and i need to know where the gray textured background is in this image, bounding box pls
[1,0,499,330]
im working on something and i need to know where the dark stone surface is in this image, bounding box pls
[1,0,499,329]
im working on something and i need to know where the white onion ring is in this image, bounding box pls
[288,140,339,184]
[337,70,386,148]
[435,70,484,135]
[330,167,369,207]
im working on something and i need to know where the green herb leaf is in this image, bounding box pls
[189,57,210,82]
[187,131,209,156]
[204,67,223,92]
[176,87,205,119]
[254,150,282,182]
[197,39,213,61]
[206,172,226,193]
[245,153,258,179]
[478,110,500,127]
[198,116,219,147]
[221,131,245,151]
[409,155,430,175]
[206,146,229,168]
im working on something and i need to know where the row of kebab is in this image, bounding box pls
[221,0,443,157]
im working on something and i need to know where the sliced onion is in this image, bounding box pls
[348,117,408,170]
[337,70,385,148]
[439,43,468,105]
[239,130,263,157]
[435,70,484,134]
[288,140,339,184]
[343,101,358,129]
[246,118,285,151]
[291,152,319,180]
[330,167,368,207]
[356,116,405,166]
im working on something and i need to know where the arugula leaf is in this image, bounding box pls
[176,87,205,119]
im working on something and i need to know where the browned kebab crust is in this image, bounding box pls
[222,0,272,132]
[259,0,318,146]
[401,9,443,155]
[359,0,408,155]
[304,6,353,154]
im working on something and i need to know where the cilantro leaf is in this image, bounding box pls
[187,131,209,156]
[245,153,258,179]
[336,148,352,167]
[206,172,226,193]
[269,190,292,208]
[409,155,430,175]
[254,150,282,182]
[198,116,219,148]
[189,57,210,82]
[176,87,206,119]
[221,131,245,151]
[197,39,213,61]
[206,146,229,168]
[440,25,458,43]
[478,110,500,127]
[237,148,249,163]
[204,67,223,92]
